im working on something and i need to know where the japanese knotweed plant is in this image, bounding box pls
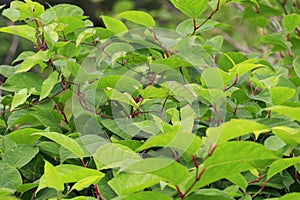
[0,0,300,200]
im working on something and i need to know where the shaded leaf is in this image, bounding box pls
[3,144,39,168]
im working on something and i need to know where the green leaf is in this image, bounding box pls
[206,119,268,143]
[270,87,295,105]
[51,4,84,18]
[76,28,96,47]
[16,50,52,73]
[71,176,102,192]
[2,8,20,22]
[259,33,291,51]
[136,132,202,155]
[0,161,22,190]
[186,188,234,200]
[3,144,39,168]
[108,173,160,195]
[98,75,142,93]
[2,72,43,93]
[293,55,300,78]
[56,164,104,183]
[268,157,300,179]
[176,19,220,35]
[114,191,172,200]
[39,71,60,100]
[282,14,300,32]
[170,0,208,18]
[267,106,300,121]
[101,16,128,34]
[271,127,300,145]
[0,65,16,77]
[116,10,155,27]
[93,143,142,169]
[43,161,64,192]
[34,132,84,159]
[120,158,189,185]
[279,193,300,200]
[7,128,41,145]
[11,88,30,110]
[0,25,36,42]
[188,142,278,192]
[225,173,248,191]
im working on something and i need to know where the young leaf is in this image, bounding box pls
[16,50,52,73]
[120,158,189,185]
[43,161,64,192]
[270,87,295,105]
[0,162,22,190]
[56,164,105,183]
[116,11,155,27]
[39,71,60,101]
[136,132,202,155]
[10,88,30,110]
[267,106,300,121]
[34,132,84,159]
[76,28,96,47]
[93,143,142,169]
[101,16,128,34]
[71,176,102,192]
[108,173,160,195]
[267,157,300,179]
[3,145,39,169]
[206,119,268,143]
[170,0,208,18]
[0,25,36,43]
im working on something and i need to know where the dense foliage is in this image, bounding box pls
[0,0,300,199]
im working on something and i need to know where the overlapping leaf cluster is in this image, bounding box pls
[0,0,300,199]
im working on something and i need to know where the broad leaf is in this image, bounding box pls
[0,162,22,190]
[120,158,189,185]
[7,128,42,145]
[56,164,104,183]
[71,176,102,192]
[42,161,64,192]
[16,50,52,73]
[170,0,208,18]
[206,119,268,143]
[1,72,43,93]
[108,173,160,195]
[39,71,60,100]
[3,144,39,168]
[11,88,30,110]
[268,157,300,179]
[101,16,128,34]
[282,14,300,32]
[186,142,279,192]
[34,132,84,159]
[0,25,36,42]
[267,106,300,121]
[93,143,142,169]
[116,11,155,27]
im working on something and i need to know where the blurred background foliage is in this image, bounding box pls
[0,0,298,67]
